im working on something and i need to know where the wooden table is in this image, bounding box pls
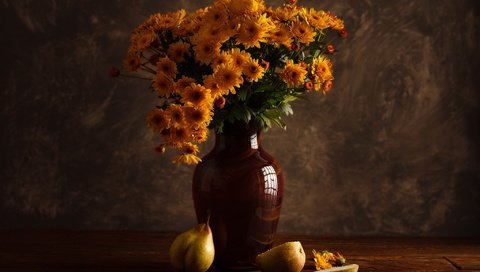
[1,231,479,271]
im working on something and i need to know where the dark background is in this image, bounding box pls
[1,0,479,236]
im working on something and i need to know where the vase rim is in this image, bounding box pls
[218,120,263,135]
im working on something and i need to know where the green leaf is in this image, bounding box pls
[237,88,249,101]
[280,102,293,116]
[283,95,299,103]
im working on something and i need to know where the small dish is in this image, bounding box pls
[315,264,359,272]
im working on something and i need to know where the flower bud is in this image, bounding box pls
[327,44,335,54]
[338,29,348,39]
[259,60,270,70]
[155,144,166,154]
[304,81,313,90]
[215,97,226,109]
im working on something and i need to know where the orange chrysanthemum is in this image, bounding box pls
[166,104,185,127]
[211,52,233,68]
[243,58,265,82]
[192,126,209,142]
[152,72,174,97]
[272,5,299,21]
[213,63,243,94]
[229,48,251,70]
[194,40,221,64]
[203,75,229,99]
[167,42,190,63]
[133,30,156,51]
[312,56,334,83]
[172,153,202,165]
[174,76,196,95]
[169,126,192,144]
[184,106,212,127]
[292,20,316,45]
[156,57,178,78]
[322,80,333,94]
[269,24,293,47]
[195,24,231,44]
[307,9,329,30]
[203,6,229,27]
[228,0,261,15]
[181,84,213,108]
[280,60,307,87]
[237,14,274,48]
[326,12,345,31]
[146,108,169,132]
[123,53,141,72]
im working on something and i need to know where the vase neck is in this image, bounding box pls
[213,123,262,155]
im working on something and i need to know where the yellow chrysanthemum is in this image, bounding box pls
[183,142,199,154]
[169,126,192,144]
[228,0,261,15]
[273,5,299,21]
[269,24,293,47]
[146,108,169,132]
[313,251,333,270]
[322,80,334,94]
[280,60,307,87]
[175,18,197,37]
[243,58,265,82]
[137,10,185,33]
[292,20,316,44]
[229,48,251,70]
[195,25,231,44]
[213,63,243,93]
[312,250,345,271]
[213,0,231,6]
[174,76,196,95]
[194,40,221,64]
[167,42,190,63]
[192,7,208,21]
[211,51,233,69]
[123,52,141,72]
[227,17,241,33]
[174,8,205,36]
[152,72,174,97]
[166,104,185,127]
[192,126,209,142]
[203,74,229,99]
[181,83,214,108]
[326,12,345,31]
[132,30,156,51]
[203,5,229,27]
[159,9,187,31]
[184,106,213,127]
[237,14,274,48]
[156,57,177,78]
[172,153,202,165]
[312,56,334,83]
[306,9,329,30]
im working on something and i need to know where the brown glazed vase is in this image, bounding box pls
[192,122,284,270]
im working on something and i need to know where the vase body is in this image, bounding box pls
[192,122,284,270]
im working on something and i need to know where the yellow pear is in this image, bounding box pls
[256,241,306,272]
[169,218,215,272]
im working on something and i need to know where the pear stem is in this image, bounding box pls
[206,210,211,226]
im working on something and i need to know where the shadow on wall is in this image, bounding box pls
[0,0,479,236]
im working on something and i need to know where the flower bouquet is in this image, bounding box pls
[120,0,346,164]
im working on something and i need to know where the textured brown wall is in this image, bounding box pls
[1,0,479,236]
